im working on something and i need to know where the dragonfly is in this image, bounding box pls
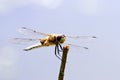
[12,27,96,60]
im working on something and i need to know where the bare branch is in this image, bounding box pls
[58,45,69,80]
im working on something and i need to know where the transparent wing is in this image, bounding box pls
[64,43,88,49]
[68,44,88,49]
[66,35,96,39]
[65,35,97,44]
[11,38,40,44]
[18,27,51,37]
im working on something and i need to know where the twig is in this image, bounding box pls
[58,45,69,80]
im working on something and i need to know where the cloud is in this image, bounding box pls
[0,0,62,14]
[0,46,18,80]
[32,0,62,9]
[77,0,99,15]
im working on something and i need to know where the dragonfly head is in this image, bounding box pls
[57,34,66,43]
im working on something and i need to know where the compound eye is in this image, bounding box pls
[57,36,62,41]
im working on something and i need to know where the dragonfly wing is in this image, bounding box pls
[18,27,51,37]
[62,43,89,54]
[66,35,96,44]
[66,35,96,39]
[65,43,88,49]
[12,38,40,44]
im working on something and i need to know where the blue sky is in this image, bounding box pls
[0,0,120,80]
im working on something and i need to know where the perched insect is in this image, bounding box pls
[12,27,96,60]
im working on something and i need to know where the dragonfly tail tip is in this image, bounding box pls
[23,49,29,51]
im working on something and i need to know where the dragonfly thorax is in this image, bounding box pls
[39,34,66,46]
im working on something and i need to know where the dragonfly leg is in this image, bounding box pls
[55,45,61,60]
[58,44,63,52]
[55,44,63,58]
[57,44,64,58]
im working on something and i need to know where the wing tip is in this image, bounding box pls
[20,27,26,29]
[92,36,97,38]
[84,47,88,49]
